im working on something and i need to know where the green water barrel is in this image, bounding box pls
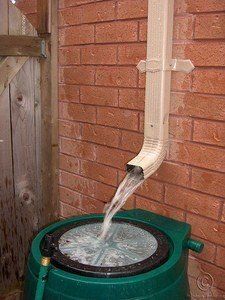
[24,209,203,300]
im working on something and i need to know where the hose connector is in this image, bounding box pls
[187,239,204,253]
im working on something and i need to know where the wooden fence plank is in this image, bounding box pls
[0,56,28,96]
[0,35,45,57]
[10,59,39,275]
[0,0,18,291]
[8,2,42,286]
[0,0,58,293]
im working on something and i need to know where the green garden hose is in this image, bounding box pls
[34,257,51,300]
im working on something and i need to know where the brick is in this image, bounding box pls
[174,0,188,14]
[136,179,164,202]
[59,153,79,174]
[139,20,147,42]
[59,1,115,26]
[222,205,225,222]
[191,235,216,263]
[216,246,225,269]
[187,213,225,247]
[152,161,190,187]
[169,141,225,172]
[81,45,117,65]
[60,171,93,196]
[119,88,145,110]
[59,85,80,103]
[82,123,120,147]
[59,102,96,123]
[195,14,225,40]
[59,120,81,139]
[171,72,192,91]
[80,196,105,213]
[191,168,225,198]
[139,17,194,41]
[96,145,134,170]
[170,92,225,121]
[120,130,143,153]
[144,72,191,90]
[59,66,95,85]
[139,111,144,133]
[173,15,194,40]
[173,42,225,67]
[59,186,105,213]
[118,43,146,65]
[80,160,117,186]
[193,69,225,95]
[189,258,225,292]
[59,0,101,8]
[59,24,94,46]
[193,120,225,147]
[80,86,118,107]
[97,107,139,130]
[59,47,80,65]
[137,71,146,88]
[94,183,116,203]
[165,185,221,220]
[96,66,138,88]
[60,186,82,206]
[96,21,138,43]
[82,1,116,24]
[117,0,147,19]
[60,170,115,202]
[136,196,185,221]
[169,116,192,140]
[59,6,82,26]
[175,0,225,14]
[60,202,85,218]
[60,137,97,160]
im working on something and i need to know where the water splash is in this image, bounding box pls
[100,167,144,239]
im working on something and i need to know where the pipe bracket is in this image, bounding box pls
[137,58,194,74]
[171,59,195,73]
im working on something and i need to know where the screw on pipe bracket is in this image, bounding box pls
[136,58,195,74]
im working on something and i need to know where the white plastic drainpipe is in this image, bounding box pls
[127,0,194,179]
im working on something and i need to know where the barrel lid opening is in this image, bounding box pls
[41,219,169,278]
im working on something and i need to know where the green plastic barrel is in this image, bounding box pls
[24,209,203,300]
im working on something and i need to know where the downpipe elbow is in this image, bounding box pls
[127,138,168,179]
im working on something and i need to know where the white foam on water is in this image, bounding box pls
[59,222,158,267]
[100,167,144,240]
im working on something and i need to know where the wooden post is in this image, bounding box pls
[37,0,59,224]
[37,0,51,34]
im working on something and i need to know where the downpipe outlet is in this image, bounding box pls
[127,0,194,179]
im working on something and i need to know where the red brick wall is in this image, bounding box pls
[17,0,225,297]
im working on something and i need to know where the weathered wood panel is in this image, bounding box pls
[37,0,59,225]
[37,0,51,34]
[0,56,28,96]
[0,0,18,291]
[0,0,58,295]
[10,60,40,277]
[0,1,41,295]
[0,35,45,57]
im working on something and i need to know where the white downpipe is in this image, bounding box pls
[127,0,194,179]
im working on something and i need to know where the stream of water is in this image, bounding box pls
[100,167,144,239]
[59,167,145,266]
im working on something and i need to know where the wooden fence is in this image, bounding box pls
[0,0,58,296]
